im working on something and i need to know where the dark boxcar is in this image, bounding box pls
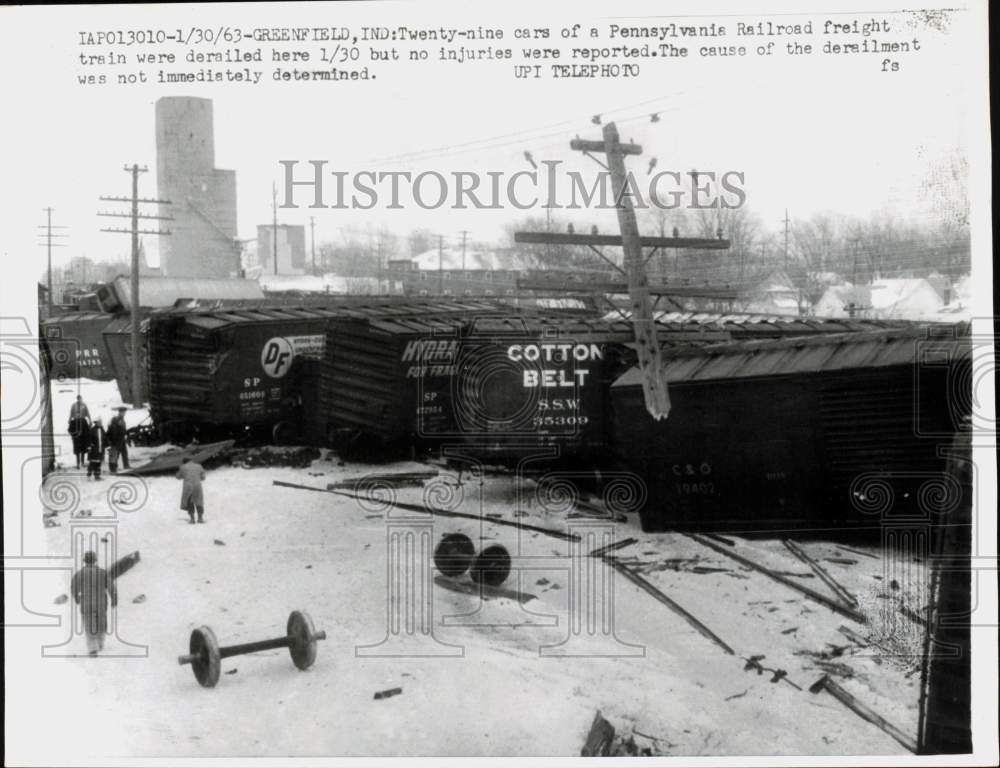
[102,315,151,405]
[610,324,971,534]
[148,306,345,441]
[319,301,519,448]
[41,312,116,381]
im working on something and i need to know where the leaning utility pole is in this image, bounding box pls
[517,122,730,420]
[37,208,68,316]
[99,164,171,408]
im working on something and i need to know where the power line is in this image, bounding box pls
[37,208,68,315]
[98,164,171,408]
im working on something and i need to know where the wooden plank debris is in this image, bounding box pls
[588,537,638,558]
[581,710,616,757]
[272,479,580,542]
[604,555,735,655]
[783,539,858,607]
[809,674,918,753]
[127,440,235,476]
[686,534,867,624]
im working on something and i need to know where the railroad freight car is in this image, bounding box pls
[610,323,971,534]
[40,312,116,380]
[147,306,345,443]
[148,300,513,443]
[320,312,734,461]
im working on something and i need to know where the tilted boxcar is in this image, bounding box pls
[102,315,151,405]
[320,311,744,461]
[148,305,346,442]
[41,312,117,381]
[610,323,971,534]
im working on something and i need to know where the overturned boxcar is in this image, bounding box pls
[41,312,117,381]
[610,323,972,534]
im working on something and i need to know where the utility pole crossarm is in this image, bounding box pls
[570,137,642,155]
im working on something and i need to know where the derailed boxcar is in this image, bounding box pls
[41,312,116,381]
[148,306,344,442]
[102,315,151,405]
[318,301,521,450]
[321,312,733,461]
[610,324,971,534]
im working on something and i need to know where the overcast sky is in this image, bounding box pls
[0,0,979,273]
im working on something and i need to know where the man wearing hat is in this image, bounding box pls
[85,417,107,480]
[106,407,130,473]
[71,550,117,656]
[67,395,91,469]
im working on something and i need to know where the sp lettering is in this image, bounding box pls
[261,337,294,378]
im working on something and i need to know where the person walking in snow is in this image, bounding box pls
[85,417,107,480]
[106,407,130,473]
[67,396,91,469]
[71,550,117,656]
[176,457,207,524]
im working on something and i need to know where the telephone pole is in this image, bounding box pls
[310,216,317,277]
[437,234,445,295]
[36,208,68,316]
[781,208,790,271]
[515,123,730,419]
[99,164,171,408]
[458,229,470,272]
[272,182,279,276]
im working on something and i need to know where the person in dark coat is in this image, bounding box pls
[71,550,117,656]
[86,417,107,480]
[176,457,207,523]
[106,407,130,473]
[68,396,91,469]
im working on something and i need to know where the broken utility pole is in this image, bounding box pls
[515,121,731,420]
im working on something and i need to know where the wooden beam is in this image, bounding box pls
[516,279,739,299]
[571,137,642,155]
[514,231,730,250]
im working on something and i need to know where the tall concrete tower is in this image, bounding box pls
[155,97,238,278]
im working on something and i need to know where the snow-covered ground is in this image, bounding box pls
[6,378,928,760]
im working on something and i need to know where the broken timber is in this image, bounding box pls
[783,539,858,607]
[686,534,867,623]
[603,554,735,655]
[272,479,580,542]
[809,674,918,753]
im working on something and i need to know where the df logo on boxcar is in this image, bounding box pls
[261,337,294,378]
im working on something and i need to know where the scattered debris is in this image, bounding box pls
[686,534,867,624]
[808,674,917,753]
[225,668,238,675]
[54,594,68,604]
[44,518,61,528]
[129,440,235,476]
[328,470,439,489]
[837,625,869,647]
[783,539,858,607]
[743,655,801,690]
[374,687,402,700]
[835,544,879,560]
[824,557,858,566]
[724,689,748,701]
[900,604,928,627]
[604,555,734,655]
[274,480,581,542]
[433,574,536,604]
[781,626,798,634]
[110,551,141,580]
[132,594,146,604]
[230,446,321,469]
[214,539,225,546]
[588,537,638,558]
[704,533,736,546]
[581,711,615,757]
[536,577,550,586]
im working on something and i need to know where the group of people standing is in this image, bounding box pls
[68,396,130,479]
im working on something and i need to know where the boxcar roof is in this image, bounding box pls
[613,323,971,387]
